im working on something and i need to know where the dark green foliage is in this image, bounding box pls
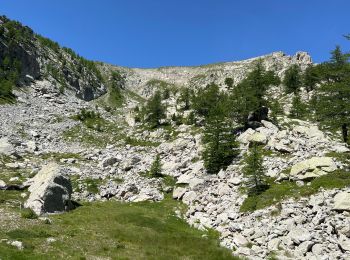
[162,88,170,99]
[178,87,192,110]
[144,91,166,128]
[290,94,308,119]
[283,64,302,93]
[73,108,103,131]
[149,154,162,178]
[230,62,280,125]
[0,54,21,102]
[303,65,322,92]
[37,35,60,53]
[268,99,284,124]
[224,77,234,89]
[243,144,267,196]
[192,83,228,118]
[108,71,124,107]
[314,45,350,142]
[203,104,239,174]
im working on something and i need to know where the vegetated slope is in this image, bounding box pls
[0,15,106,101]
[1,14,350,260]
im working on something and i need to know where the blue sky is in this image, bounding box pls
[1,0,349,67]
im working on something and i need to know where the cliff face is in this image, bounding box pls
[0,15,106,101]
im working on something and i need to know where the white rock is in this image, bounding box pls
[172,187,187,199]
[267,238,281,251]
[333,192,350,211]
[0,180,7,189]
[182,191,197,204]
[232,233,249,247]
[24,162,73,215]
[248,132,267,145]
[288,227,311,245]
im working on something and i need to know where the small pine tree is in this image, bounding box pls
[243,144,267,195]
[290,94,308,119]
[283,64,302,94]
[144,91,166,128]
[203,105,239,174]
[149,154,162,178]
[268,99,284,124]
[178,88,192,110]
[224,77,234,89]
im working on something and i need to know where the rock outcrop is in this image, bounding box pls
[24,163,73,215]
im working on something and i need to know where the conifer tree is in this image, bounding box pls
[230,62,280,125]
[224,77,234,89]
[243,144,267,195]
[150,154,162,178]
[178,87,192,110]
[290,94,308,119]
[315,45,350,143]
[203,103,239,174]
[144,91,166,128]
[283,64,302,94]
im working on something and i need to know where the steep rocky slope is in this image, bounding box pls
[102,51,312,98]
[1,16,350,260]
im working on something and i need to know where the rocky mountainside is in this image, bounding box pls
[1,16,350,260]
[102,51,312,98]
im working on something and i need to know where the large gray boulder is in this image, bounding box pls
[290,157,337,180]
[0,137,15,156]
[333,192,350,212]
[24,163,73,215]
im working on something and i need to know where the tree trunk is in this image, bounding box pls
[342,123,348,143]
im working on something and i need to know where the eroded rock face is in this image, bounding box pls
[24,163,73,215]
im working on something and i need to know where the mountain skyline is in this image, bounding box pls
[1,1,349,68]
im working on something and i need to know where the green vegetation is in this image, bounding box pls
[230,61,280,125]
[72,108,104,131]
[192,83,227,118]
[240,170,350,212]
[289,94,308,120]
[313,43,350,143]
[243,145,268,196]
[149,154,163,178]
[283,64,302,94]
[177,87,193,110]
[0,197,239,259]
[142,91,166,128]
[107,71,125,108]
[21,208,38,220]
[224,77,234,89]
[202,93,239,174]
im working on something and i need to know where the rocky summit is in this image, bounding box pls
[1,15,350,260]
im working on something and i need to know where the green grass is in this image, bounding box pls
[0,197,239,260]
[240,170,350,212]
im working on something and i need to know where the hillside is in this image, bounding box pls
[1,15,350,260]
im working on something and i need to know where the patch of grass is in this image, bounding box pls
[240,170,350,212]
[21,208,38,219]
[0,197,240,259]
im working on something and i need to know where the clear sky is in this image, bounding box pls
[1,0,349,68]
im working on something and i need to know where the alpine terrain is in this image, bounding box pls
[1,15,350,260]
